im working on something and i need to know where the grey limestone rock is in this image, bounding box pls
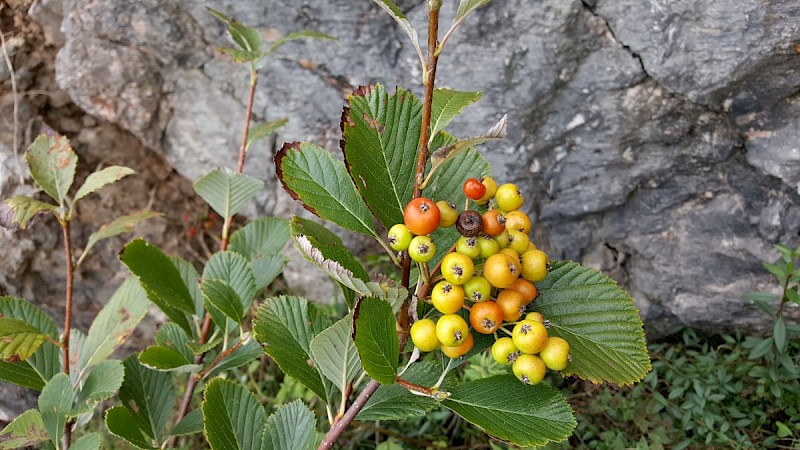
[17,0,800,338]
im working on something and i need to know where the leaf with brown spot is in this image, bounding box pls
[24,134,77,206]
[0,409,49,448]
[274,141,377,237]
[80,278,149,373]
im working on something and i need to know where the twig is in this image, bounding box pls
[195,338,245,381]
[61,221,74,450]
[317,380,380,450]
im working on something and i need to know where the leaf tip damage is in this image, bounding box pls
[274,142,320,217]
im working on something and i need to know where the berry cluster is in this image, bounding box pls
[388,178,571,385]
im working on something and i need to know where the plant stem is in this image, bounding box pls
[776,274,791,319]
[317,380,380,450]
[399,0,442,351]
[412,6,441,198]
[61,222,74,376]
[194,338,245,381]
[219,69,258,250]
[170,67,260,447]
[61,220,74,450]
[318,5,443,449]
[237,68,258,174]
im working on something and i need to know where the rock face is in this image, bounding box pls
[3,0,799,353]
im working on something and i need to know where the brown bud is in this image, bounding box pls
[456,210,483,237]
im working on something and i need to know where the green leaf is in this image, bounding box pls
[266,30,336,55]
[80,277,149,371]
[25,134,77,206]
[194,168,264,219]
[229,217,290,291]
[138,346,198,373]
[155,322,193,362]
[207,8,263,54]
[73,165,134,201]
[105,406,156,449]
[275,141,377,237]
[744,291,780,303]
[1,196,57,229]
[229,217,290,259]
[429,89,482,139]
[764,261,788,280]
[118,355,175,443]
[69,433,100,450]
[202,378,266,450]
[774,317,787,353]
[533,261,651,385]
[357,361,441,421]
[121,239,195,333]
[309,314,362,393]
[787,287,800,304]
[0,318,47,362]
[74,360,124,414]
[0,297,59,389]
[170,409,204,437]
[203,336,263,380]
[262,399,316,450]
[442,375,575,447]
[245,118,288,151]
[80,211,161,264]
[456,0,492,20]
[353,298,398,384]
[204,251,257,311]
[251,255,288,292]
[0,361,46,390]
[254,296,331,402]
[341,84,422,228]
[0,409,48,449]
[201,279,245,325]
[39,372,74,448]
[187,338,223,356]
[229,22,262,52]
[170,256,205,318]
